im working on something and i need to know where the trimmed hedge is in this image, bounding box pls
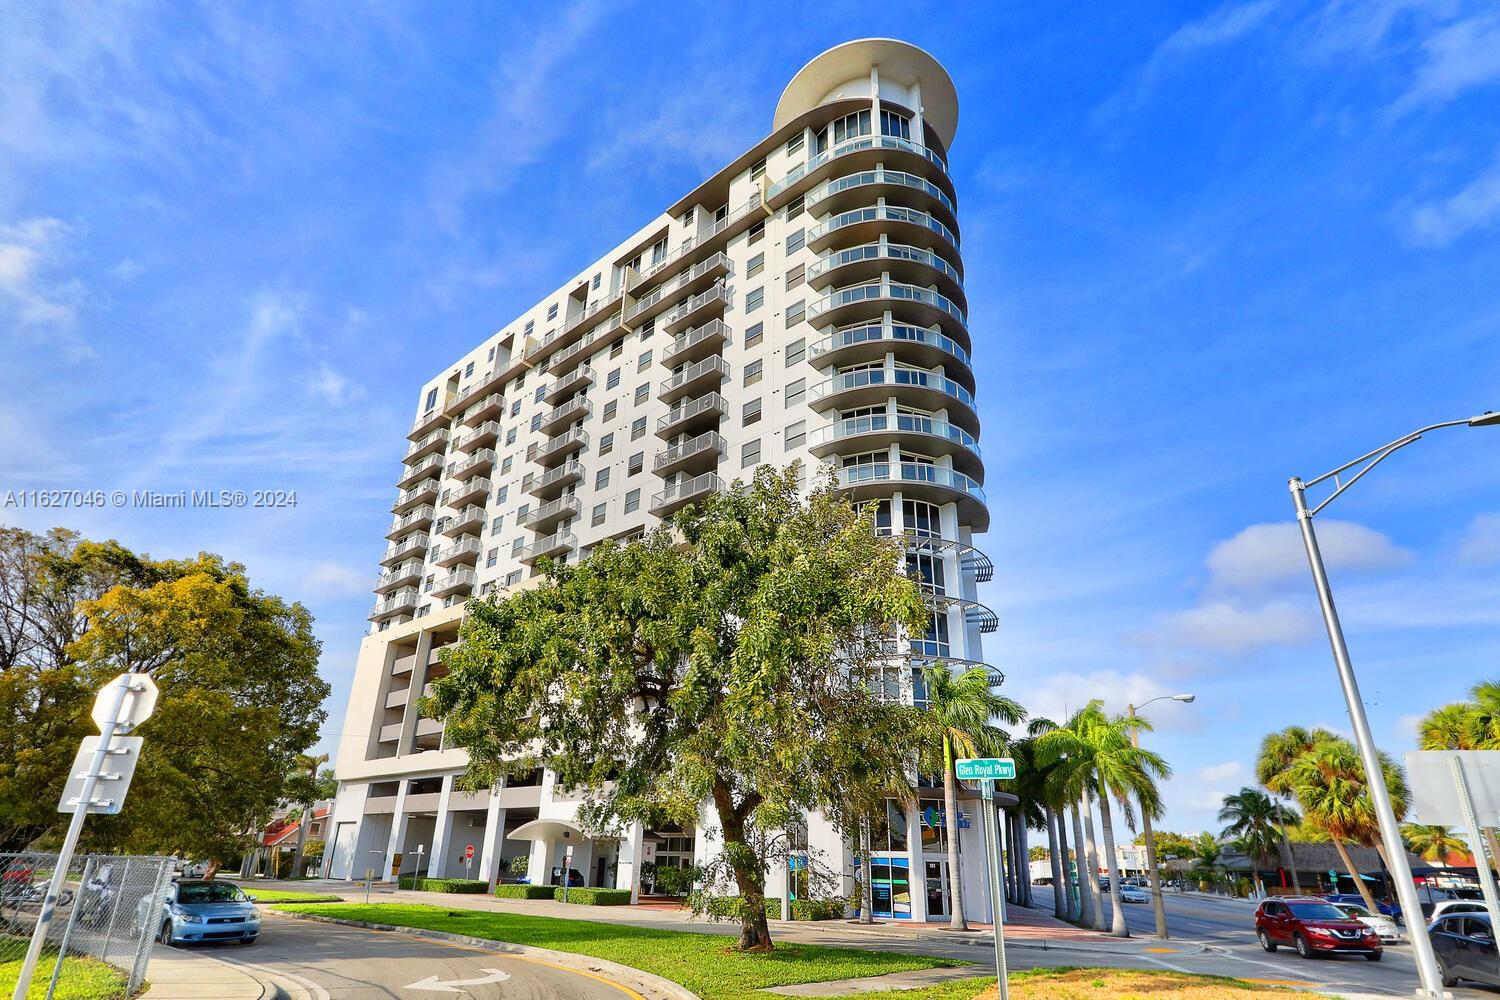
[398,877,489,893]
[554,886,631,905]
[695,895,843,921]
[790,898,845,921]
[495,884,556,900]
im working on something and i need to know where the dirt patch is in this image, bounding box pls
[972,968,1316,1000]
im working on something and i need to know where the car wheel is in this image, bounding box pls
[1258,929,1277,953]
[239,937,256,946]
[158,922,174,946]
[1294,934,1313,959]
[1364,951,1381,962]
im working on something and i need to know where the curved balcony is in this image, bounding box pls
[524,459,583,500]
[921,588,999,635]
[902,534,994,584]
[809,368,978,431]
[658,356,729,405]
[836,462,988,532]
[808,323,972,386]
[654,430,725,477]
[657,392,725,438]
[806,280,967,343]
[807,242,963,303]
[906,652,1005,689]
[432,537,482,568]
[520,495,581,534]
[446,476,491,510]
[808,414,982,478]
[808,204,958,256]
[765,133,953,209]
[806,168,958,236]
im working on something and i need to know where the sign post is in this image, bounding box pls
[562,844,574,904]
[13,672,157,1000]
[464,843,475,879]
[956,759,1014,1000]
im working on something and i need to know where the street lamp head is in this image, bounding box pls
[1173,693,1196,704]
[1469,411,1500,427]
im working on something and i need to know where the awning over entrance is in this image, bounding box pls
[508,818,617,842]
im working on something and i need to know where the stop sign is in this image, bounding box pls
[464,843,475,860]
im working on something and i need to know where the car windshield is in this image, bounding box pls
[1288,902,1350,921]
[176,882,247,904]
[1338,905,1372,918]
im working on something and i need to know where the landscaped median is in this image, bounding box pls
[835,969,1333,1000]
[272,902,962,1000]
[244,888,344,903]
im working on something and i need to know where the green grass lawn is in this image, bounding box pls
[247,888,344,903]
[274,902,962,1000]
[0,952,130,1000]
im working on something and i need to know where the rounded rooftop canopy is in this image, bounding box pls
[773,38,958,149]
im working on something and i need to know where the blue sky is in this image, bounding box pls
[4,1,1499,835]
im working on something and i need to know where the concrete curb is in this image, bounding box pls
[139,947,278,999]
[818,921,1211,957]
[267,909,703,1000]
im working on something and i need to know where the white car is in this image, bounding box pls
[1429,900,1488,923]
[1120,884,1151,904]
[1334,903,1403,943]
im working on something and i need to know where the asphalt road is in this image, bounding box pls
[185,915,644,999]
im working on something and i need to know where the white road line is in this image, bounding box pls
[211,951,333,1000]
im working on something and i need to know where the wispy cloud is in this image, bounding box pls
[1206,519,1413,590]
[1388,9,1500,117]
[0,217,89,357]
[1406,147,1500,246]
[1457,512,1500,565]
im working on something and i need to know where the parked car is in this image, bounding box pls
[1331,903,1402,943]
[139,880,260,946]
[1098,877,1110,891]
[550,867,584,887]
[1120,884,1151,904]
[1431,899,1490,923]
[1430,912,1499,989]
[1322,893,1400,920]
[1255,897,1382,960]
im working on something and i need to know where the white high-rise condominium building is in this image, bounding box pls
[326,38,1000,922]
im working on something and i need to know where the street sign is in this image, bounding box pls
[955,758,1016,781]
[92,673,158,733]
[57,736,143,815]
[464,843,475,861]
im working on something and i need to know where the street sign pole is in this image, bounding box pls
[13,672,155,1000]
[979,779,1010,1000]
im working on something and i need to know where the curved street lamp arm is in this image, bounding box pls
[1299,418,1473,517]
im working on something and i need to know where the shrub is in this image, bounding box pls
[651,864,699,897]
[689,892,780,921]
[508,855,530,877]
[397,877,489,893]
[791,898,846,921]
[554,886,631,905]
[494,883,556,900]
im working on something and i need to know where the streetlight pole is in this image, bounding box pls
[1290,411,1499,1000]
[1128,693,1194,940]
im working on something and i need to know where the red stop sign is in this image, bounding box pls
[464,843,475,860]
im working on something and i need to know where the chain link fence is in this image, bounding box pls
[1,851,175,999]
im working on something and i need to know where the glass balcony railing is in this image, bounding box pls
[837,462,986,506]
[810,367,975,411]
[806,168,956,217]
[809,204,959,250]
[809,322,970,368]
[807,242,962,290]
[807,414,979,455]
[766,134,949,201]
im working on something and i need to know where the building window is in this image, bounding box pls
[530,414,542,432]
[506,570,522,586]
[631,416,647,440]
[592,503,606,526]
[786,228,805,254]
[745,287,764,313]
[786,265,804,291]
[488,345,496,361]
[680,207,695,229]
[634,383,649,405]
[747,252,764,278]
[744,321,764,349]
[750,156,766,181]
[785,419,806,449]
[510,400,522,417]
[651,237,668,266]
[464,361,475,378]
[603,400,618,422]
[516,502,530,522]
[593,272,602,289]
[786,299,805,325]
[786,338,805,366]
[640,317,655,341]
[535,384,546,402]
[833,109,872,144]
[501,456,513,474]
[624,488,641,513]
[638,349,652,371]
[607,368,622,390]
[497,485,508,503]
[904,500,942,538]
[511,537,525,556]
[524,320,535,336]
[628,452,644,476]
[742,439,761,467]
[743,398,762,425]
[596,468,610,490]
[486,548,498,568]
[505,428,517,445]
[881,109,911,140]
[490,516,503,535]
[424,387,438,411]
[547,303,559,321]
[611,338,625,359]
[786,131,804,156]
[785,378,806,406]
[744,359,762,386]
[785,195,804,219]
[748,220,765,245]
[599,431,614,456]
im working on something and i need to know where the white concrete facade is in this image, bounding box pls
[328,38,1001,921]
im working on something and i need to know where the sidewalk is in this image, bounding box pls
[140,946,276,999]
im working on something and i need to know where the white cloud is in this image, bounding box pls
[1206,519,1412,590]
[1198,760,1247,783]
[1146,598,1318,656]
[304,562,371,597]
[1397,713,1423,742]
[1408,149,1500,247]
[1006,669,1199,732]
[1458,512,1500,565]
[1389,10,1500,116]
[304,363,367,405]
[0,217,87,353]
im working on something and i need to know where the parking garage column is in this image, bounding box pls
[614,820,646,903]
[382,779,410,881]
[427,773,456,878]
[477,778,508,885]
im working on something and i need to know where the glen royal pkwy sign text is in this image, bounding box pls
[955,757,1016,782]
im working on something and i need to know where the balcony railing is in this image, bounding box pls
[806,167,957,218]
[397,454,445,488]
[809,204,959,251]
[656,391,726,437]
[809,367,975,412]
[836,462,986,507]
[543,364,594,405]
[387,505,435,539]
[408,405,450,440]
[809,321,970,368]
[392,478,440,513]
[370,590,419,621]
[649,472,723,516]
[459,393,505,426]
[520,530,575,565]
[527,427,589,465]
[653,430,725,474]
[807,242,963,290]
[661,283,731,334]
[376,561,424,593]
[658,355,729,403]
[524,290,626,363]
[625,252,733,324]
[449,448,496,481]
[381,534,430,566]
[446,476,491,508]
[432,537,482,567]
[661,319,730,368]
[524,459,584,499]
[766,133,949,201]
[539,396,592,436]
[808,413,979,455]
[405,428,449,460]
[520,494,581,530]
[455,420,500,453]
[431,568,477,598]
[440,506,486,537]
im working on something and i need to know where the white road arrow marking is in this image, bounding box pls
[404,968,511,993]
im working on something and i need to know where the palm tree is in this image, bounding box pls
[1186,832,1222,888]
[1403,824,1467,863]
[1037,702,1170,937]
[1003,720,1057,910]
[1256,726,1338,893]
[1287,735,1408,914]
[917,665,1025,931]
[1418,692,1500,866]
[287,753,332,879]
[1218,788,1299,897]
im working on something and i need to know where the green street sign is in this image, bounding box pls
[955,757,1016,781]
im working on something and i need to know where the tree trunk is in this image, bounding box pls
[942,736,967,931]
[1277,814,1302,893]
[204,858,221,881]
[1331,837,1380,913]
[1017,814,1032,907]
[1096,785,1129,937]
[1080,791,1107,931]
[1046,809,1066,920]
[713,785,772,951]
[858,819,873,924]
[1483,829,1500,877]
[1070,803,1091,927]
[290,804,311,880]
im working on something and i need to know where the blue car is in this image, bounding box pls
[140,880,260,945]
[1324,894,1400,919]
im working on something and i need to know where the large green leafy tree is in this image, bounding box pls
[0,526,329,871]
[427,466,928,951]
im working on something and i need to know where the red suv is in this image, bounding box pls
[1256,897,1382,960]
